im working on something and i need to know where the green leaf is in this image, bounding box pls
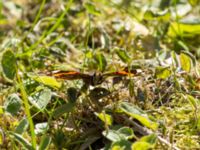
[132,141,153,150]
[180,18,200,25]
[0,106,4,115]
[168,22,200,37]
[95,112,113,126]
[116,49,131,63]
[118,102,158,130]
[181,51,196,67]
[188,0,200,7]
[176,40,189,51]
[118,127,135,139]
[9,132,34,150]
[128,80,135,97]
[171,3,191,17]
[1,50,16,80]
[30,75,61,89]
[94,53,107,71]
[101,31,110,49]
[102,127,134,142]
[84,2,101,16]
[155,67,171,79]
[180,53,192,72]
[85,51,93,58]
[111,139,132,150]
[140,134,157,144]
[132,134,157,150]
[53,103,75,118]
[67,87,80,103]
[4,94,21,115]
[35,122,48,135]
[39,135,51,150]
[29,88,52,110]
[144,9,170,21]
[103,129,121,142]
[53,130,66,149]
[15,118,29,134]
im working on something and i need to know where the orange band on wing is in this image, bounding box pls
[51,71,91,80]
[50,69,137,81]
[53,71,80,77]
[113,71,131,76]
[104,70,136,77]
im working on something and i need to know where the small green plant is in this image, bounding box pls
[0,0,200,149]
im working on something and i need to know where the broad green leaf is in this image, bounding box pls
[15,118,29,134]
[132,141,153,150]
[111,139,132,150]
[94,53,107,71]
[84,2,101,16]
[181,51,196,66]
[118,127,135,139]
[118,102,158,130]
[1,50,16,80]
[53,103,75,118]
[9,132,34,150]
[30,75,61,89]
[35,122,48,135]
[116,49,131,63]
[188,0,200,6]
[144,9,170,21]
[103,129,121,142]
[39,135,51,150]
[168,22,200,37]
[155,67,171,79]
[171,4,191,17]
[180,18,200,25]
[132,134,157,150]
[140,134,157,144]
[67,87,80,103]
[95,112,113,126]
[103,127,134,142]
[180,53,192,72]
[4,94,21,115]
[29,88,52,110]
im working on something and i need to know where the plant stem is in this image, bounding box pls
[16,71,37,149]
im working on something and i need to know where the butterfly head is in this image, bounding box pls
[91,72,104,86]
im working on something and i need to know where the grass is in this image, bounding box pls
[0,0,200,149]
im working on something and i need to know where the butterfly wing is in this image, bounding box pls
[50,69,138,85]
[103,70,137,77]
[51,71,91,80]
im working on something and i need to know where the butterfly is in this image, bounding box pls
[49,69,138,86]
